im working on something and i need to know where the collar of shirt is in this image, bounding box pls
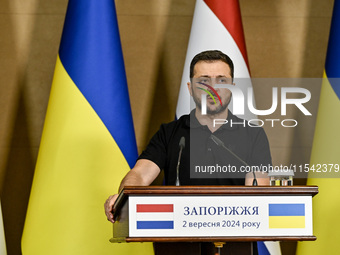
[185,109,239,131]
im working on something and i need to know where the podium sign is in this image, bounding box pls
[112,186,318,243]
[129,195,312,237]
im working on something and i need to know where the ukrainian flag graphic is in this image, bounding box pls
[21,1,153,254]
[268,204,305,229]
[296,1,340,254]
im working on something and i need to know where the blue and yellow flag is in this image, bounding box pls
[268,204,305,229]
[21,1,153,254]
[296,1,340,254]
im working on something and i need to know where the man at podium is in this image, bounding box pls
[105,50,271,254]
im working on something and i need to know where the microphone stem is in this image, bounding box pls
[175,146,183,186]
[252,177,258,186]
[211,135,258,186]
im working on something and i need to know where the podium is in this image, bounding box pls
[111,186,318,252]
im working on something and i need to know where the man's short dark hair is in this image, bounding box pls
[190,50,234,79]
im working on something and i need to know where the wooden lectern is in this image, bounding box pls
[111,186,318,254]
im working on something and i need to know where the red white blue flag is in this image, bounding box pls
[136,204,174,230]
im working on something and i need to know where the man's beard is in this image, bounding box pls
[193,91,231,115]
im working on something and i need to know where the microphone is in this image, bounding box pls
[175,137,185,186]
[210,134,258,186]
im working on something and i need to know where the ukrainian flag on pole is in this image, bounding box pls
[21,0,153,254]
[296,1,340,254]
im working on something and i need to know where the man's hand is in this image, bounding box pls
[104,159,161,223]
[245,171,270,186]
[104,194,118,223]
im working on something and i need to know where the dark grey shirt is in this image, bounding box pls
[138,110,272,185]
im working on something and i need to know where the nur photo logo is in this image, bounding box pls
[196,79,313,128]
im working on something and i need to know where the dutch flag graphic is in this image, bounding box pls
[136,204,174,230]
